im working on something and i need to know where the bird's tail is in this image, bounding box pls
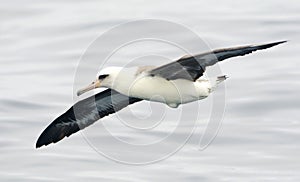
[209,75,228,93]
[216,75,228,84]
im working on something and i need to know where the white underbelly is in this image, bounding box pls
[121,76,210,107]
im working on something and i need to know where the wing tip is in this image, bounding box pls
[35,131,70,149]
[254,40,288,49]
[35,124,54,148]
[270,40,288,46]
[35,127,78,149]
[35,132,53,148]
[35,140,45,148]
[35,137,48,148]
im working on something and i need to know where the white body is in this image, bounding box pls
[101,67,222,108]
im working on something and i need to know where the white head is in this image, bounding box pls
[77,66,122,96]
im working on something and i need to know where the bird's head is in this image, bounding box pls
[77,67,122,96]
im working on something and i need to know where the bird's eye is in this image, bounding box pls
[98,74,109,80]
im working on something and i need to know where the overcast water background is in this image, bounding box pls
[1,0,300,181]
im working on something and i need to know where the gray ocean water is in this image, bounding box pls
[1,0,300,181]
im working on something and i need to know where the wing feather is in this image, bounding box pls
[150,41,286,81]
[36,89,142,148]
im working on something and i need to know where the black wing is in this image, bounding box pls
[36,89,142,148]
[149,41,286,81]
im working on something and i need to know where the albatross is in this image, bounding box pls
[36,41,286,148]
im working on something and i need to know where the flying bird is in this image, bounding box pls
[36,41,286,148]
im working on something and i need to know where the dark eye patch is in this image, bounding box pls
[98,74,109,80]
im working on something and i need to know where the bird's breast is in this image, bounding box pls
[122,76,210,105]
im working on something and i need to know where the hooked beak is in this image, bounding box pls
[77,80,101,96]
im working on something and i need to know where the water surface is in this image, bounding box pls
[1,0,300,181]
